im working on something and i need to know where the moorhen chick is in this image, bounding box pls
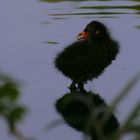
[54,21,119,93]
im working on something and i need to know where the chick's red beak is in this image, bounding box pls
[76,31,89,40]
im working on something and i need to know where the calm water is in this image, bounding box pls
[0,0,140,140]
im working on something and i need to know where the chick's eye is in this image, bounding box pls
[95,30,100,34]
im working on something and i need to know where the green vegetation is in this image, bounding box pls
[0,73,26,139]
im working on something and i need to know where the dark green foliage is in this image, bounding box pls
[0,82,19,100]
[0,74,26,135]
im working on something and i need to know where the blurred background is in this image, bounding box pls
[0,0,140,139]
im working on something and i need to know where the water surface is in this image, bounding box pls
[0,0,140,140]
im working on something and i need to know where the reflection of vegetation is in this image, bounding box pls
[49,12,125,17]
[78,5,140,11]
[43,41,60,45]
[0,74,27,139]
[40,0,86,2]
[54,72,140,140]
[40,0,140,4]
[40,1,140,18]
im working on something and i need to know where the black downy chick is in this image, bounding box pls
[54,21,119,93]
